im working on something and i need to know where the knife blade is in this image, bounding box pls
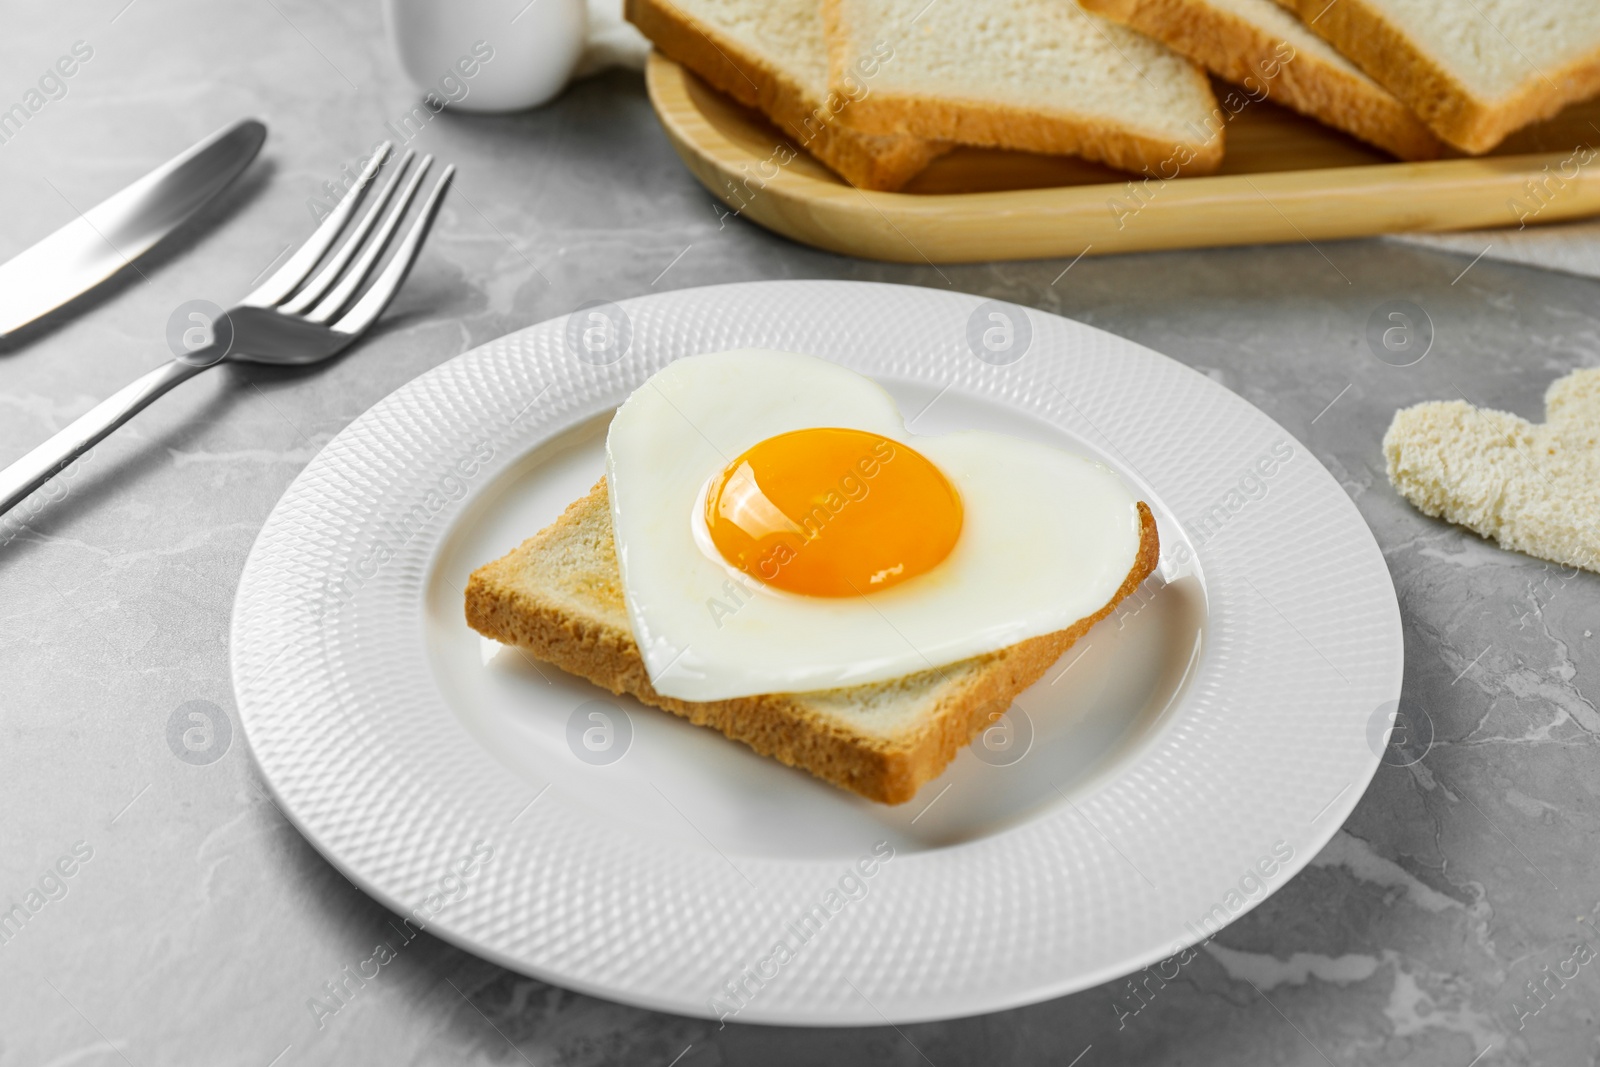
[0,117,267,338]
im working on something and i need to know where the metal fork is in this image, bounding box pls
[0,141,453,518]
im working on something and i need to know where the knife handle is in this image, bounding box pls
[0,358,210,519]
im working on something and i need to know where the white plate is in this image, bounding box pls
[232,281,1402,1025]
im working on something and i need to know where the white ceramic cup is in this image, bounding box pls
[384,0,588,113]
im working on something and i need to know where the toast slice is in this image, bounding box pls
[624,0,947,191]
[1384,367,1600,574]
[465,479,1161,804]
[820,0,1225,175]
[1270,0,1600,153]
[1080,0,1440,160]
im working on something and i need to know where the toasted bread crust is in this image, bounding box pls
[465,478,1160,804]
[820,0,1225,175]
[623,0,947,190]
[1272,0,1600,153]
[1080,0,1439,160]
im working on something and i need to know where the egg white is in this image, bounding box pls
[605,349,1144,702]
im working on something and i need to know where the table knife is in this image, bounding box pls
[0,117,267,338]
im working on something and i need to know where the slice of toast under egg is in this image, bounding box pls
[465,478,1160,804]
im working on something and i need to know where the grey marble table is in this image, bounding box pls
[3,2,1597,1064]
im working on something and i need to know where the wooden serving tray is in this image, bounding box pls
[644,51,1600,264]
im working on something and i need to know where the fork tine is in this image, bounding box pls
[304,155,434,325]
[332,165,455,337]
[246,141,393,308]
[279,151,416,315]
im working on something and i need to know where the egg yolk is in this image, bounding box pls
[704,427,963,597]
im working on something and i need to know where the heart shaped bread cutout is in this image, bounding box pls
[1384,367,1600,573]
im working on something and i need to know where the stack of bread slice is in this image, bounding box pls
[819,0,1226,176]
[1093,0,1600,155]
[1078,0,1441,159]
[1270,0,1600,153]
[626,0,949,190]
[627,0,1600,189]
[627,0,1225,189]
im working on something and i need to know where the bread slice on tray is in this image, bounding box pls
[1270,0,1600,152]
[465,479,1161,805]
[1384,367,1600,574]
[820,0,1226,175]
[624,0,947,190]
[1080,0,1440,160]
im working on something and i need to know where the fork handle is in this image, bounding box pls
[0,357,211,518]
